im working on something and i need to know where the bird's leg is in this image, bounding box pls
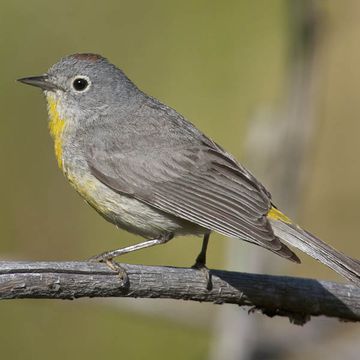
[192,232,212,290]
[193,232,210,268]
[89,233,174,261]
[89,233,174,284]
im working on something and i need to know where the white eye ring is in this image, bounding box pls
[71,75,91,92]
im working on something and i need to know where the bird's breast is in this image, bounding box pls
[46,94,66,170]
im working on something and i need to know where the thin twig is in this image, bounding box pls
[0,261,358,325]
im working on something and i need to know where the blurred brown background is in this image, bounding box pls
[0,0,359,359]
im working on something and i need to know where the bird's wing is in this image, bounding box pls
[86,125,298,261]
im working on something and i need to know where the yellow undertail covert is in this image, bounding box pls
[267,206,292,224]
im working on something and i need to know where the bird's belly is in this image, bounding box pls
[65,170,204,239]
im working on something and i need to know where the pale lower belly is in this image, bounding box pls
[66,171,205,239]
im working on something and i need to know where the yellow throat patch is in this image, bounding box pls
[47,96,65,170]
[267,206,292,224]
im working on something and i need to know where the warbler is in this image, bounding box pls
[18,53,360,286]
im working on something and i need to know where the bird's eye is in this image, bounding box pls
[72,77,90,92]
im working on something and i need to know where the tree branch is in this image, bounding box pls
[0,261,358,325]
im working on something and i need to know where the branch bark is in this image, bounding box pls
[0,261,358,325]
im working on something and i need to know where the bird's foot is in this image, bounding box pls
[192,261,212,291]
[88,255,129,286]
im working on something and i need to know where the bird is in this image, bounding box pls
[18,53,360,287]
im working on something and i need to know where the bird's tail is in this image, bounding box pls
[269,215,360,287]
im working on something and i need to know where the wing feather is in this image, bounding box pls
[85,115,298,260]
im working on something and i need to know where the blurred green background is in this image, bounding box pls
[1,1,359,359]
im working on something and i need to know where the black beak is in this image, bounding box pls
[17,75,58,91]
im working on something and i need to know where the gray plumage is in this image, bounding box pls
[85,95,296,260]
[18,53,360,286]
